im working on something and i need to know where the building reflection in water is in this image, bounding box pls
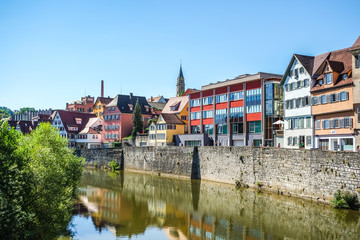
[74,170,360,240]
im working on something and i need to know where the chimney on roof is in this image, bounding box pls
[130,92,133,99]
[101,80,104,98]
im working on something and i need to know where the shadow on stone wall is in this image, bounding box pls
[191,146,201,180]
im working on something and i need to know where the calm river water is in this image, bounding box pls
[68,170,360,240]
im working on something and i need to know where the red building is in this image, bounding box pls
[102,93,153,146]
[66,96,95,113]
[178,73,283,147]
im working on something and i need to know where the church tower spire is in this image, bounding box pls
[176,64,185,97]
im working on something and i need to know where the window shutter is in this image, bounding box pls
[350,118,353,127]
[339,119,344,128]
[346,91,349,100]
[329,120,333,129]
[322,120,325,129]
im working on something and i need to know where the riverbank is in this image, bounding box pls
[78,146,360,203]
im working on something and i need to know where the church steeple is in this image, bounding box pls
[176,64,185,97]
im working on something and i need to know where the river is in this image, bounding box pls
[68,170,360,239]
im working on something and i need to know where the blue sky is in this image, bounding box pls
[1,0,359,110]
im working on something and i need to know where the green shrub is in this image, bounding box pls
[331,190,360,210]
[109,160,120,171]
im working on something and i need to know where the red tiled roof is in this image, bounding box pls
[56,110,96,134]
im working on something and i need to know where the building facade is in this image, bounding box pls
[180,72,283,147]
[51,110,99,149]
[282,54,315,149]
[311,48,355,151]
[93,97,114,118]
[66,96,94,112]
[148,96,189,146]
[101,93,153,147]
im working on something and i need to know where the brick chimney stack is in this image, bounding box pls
[101,80,104,97]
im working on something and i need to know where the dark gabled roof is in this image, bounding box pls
[160,113,185,125]
[281,54,314,85]
[106,94,151,114]
[17,121,34,134]
[56,110,96,134]
[294,54,314,76]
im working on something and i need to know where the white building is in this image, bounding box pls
[51,110,100,149]
[281,54,315,149]
[77,117,103,149]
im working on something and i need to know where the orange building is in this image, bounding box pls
[311,46,355,151]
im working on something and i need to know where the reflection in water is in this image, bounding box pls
[72,170,360,240]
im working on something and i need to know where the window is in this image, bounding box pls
[230,107,243,119]
[304,79,310,87]
[299,118,304,129]
[204,124,213,135]
[294,68,299,78]
[231,123,243,134]
[312,96,319,105]
[150,125,155,131]
[217,124,228,134]
[340,91,349,101]
[297,81,302,89]
[190,99,201,107]
[319,139,329,150]
[324,73,333,84]
[157,133,165,140]
[285,84,290,92]
[167,124,176,130]
[321,95,327,104]
[202,97,213,105]
[344,117,353,128]
[230,91,244,101]
[191,125,200,134]
[190,112,201,120]
[292,137,297,145]
[306,117,311,128]
[315,120,321,129]
[75,118,82,124]
[246,105,261,113]
[341,74,348,80]
[202,110,214,119]
[300,67,304,74]
[306,136,312,146]
[291,82,296,90]
[216,94,228,103]
[333,118,340,128]
[356,55,359,69]
[288,137,292,146]
[181,115,188,120]
[248,121,261,133]
[322,119,330,129]
[215,109,227,124]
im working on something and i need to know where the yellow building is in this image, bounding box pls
[148,96,189,146]
[93,97,113,118]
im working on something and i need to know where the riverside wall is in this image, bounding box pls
[79,146,360,202]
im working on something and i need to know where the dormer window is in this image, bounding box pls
[324,73,333,85]
[128,104,134,111]
[342,74,348,80]
[145,106,149,112]
[75,118,82,124]
[319,79,323,86]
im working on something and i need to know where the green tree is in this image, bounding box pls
[17,107,36,114]
[0,107,13,119]
[0,122,84,240]
[131,99,143,141]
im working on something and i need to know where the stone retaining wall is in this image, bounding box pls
[79,146,360,202]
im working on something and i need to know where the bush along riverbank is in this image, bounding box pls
[0,122,84,240]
